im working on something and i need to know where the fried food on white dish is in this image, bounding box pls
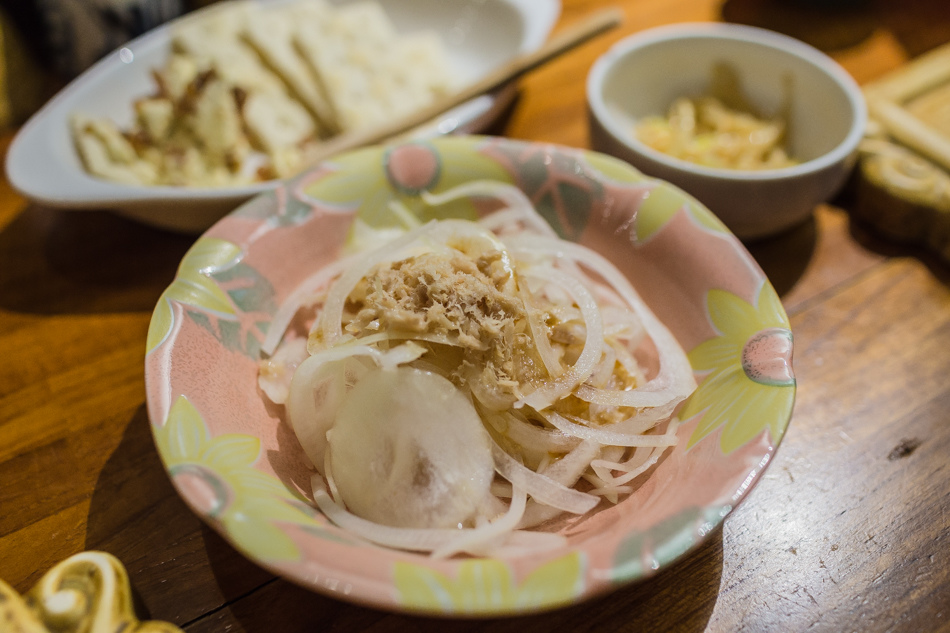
[71,0,457,187]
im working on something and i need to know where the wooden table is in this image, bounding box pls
[2,0,949,631]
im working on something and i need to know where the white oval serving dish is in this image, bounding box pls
[5,0,559,233]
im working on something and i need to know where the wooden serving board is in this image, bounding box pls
[854,40,950,260]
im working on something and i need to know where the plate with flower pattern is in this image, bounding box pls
[144,135,795,615]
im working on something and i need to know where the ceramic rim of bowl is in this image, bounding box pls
[586,22,868,182]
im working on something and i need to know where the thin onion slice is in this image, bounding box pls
[258,337,309,404]
[518,282,563,378]
[286,348,375,472]
[313,477,554,556]
[583,478,634,497]
[594,402,678,436]
[587,344,617,390]
[467,530,567,558]
[505,234,696,410]
[593,445,651,477]
[261,254,356,356]
[431,486,528,559]
[601,305,646,344]
[590,418,680,487]
[313,477,470,551]
[515,267,604,411]
[422,180,557,239]
[602,452,662,487]
[542,411,679,448]
[350,329,472,351]
[491,442,599,515]
[540,440,602,487]
[483,410,580,454]
[511,441,602,530]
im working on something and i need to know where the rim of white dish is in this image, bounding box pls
[586,22,868,182]
[4,0,561,210]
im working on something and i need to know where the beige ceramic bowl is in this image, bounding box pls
[587,23,867,240]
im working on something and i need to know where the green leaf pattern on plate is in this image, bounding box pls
[611,507,700,582]
[233,187,315,227]
[610,505,730,582]
[146,237,275,358]
[147,237,242,354]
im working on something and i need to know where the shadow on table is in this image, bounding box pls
[831,173,950,285]
[0,205,194,315]
[873,0,950,58]
[720,0,950,58]
[845,213,950,287]
[192,526,724,633]
[84,405,275,627]
[744,214,818,298]
[719,0,877,51]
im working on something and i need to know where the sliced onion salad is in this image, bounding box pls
[257,182,696,557]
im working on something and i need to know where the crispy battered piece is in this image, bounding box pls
[182,70,249,168]
[72,0,456,187]
[153,53,199,102]
[243,0,337,134]
[294,1,455,132]
[71,114,159,185]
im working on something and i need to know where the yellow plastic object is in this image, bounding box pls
[0,551,182,633]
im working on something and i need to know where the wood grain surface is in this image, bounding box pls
[2,1,950,631]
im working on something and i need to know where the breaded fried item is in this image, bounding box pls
[153,53,199,102]
[72,114,158,185]
[172,1,285,97]
[295,1,455,132]
[244,93,316,175]
[134,97,175,143]
[72,0,456,187]
[182,70,250,170]
[243,0,337,134]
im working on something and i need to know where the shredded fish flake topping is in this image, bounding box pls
[258,181,697,558]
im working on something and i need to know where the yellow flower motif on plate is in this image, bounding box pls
[154,396,317,561]
[393,552,584,615]
[147,238,242,353]
[680,283,795,454]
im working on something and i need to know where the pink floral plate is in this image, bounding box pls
[144,135,795,616]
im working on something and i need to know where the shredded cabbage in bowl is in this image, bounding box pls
[257,181,696,558]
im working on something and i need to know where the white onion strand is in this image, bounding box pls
[491,442,599,515]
